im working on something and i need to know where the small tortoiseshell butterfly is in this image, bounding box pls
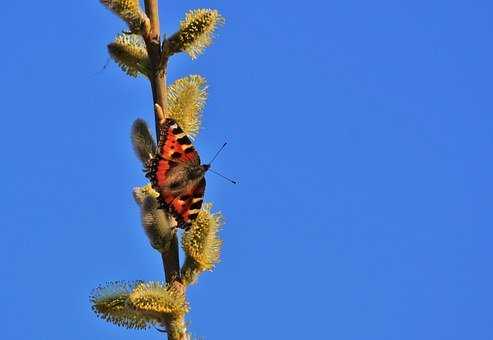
[145,118,209,229]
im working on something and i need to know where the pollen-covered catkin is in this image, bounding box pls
[108,34,150,77]
[166,9,224,59]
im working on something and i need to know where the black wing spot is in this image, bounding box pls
[188,213,198,221]
[177,136,190,145]
[171,152,182,159]
[190,200,202,210]
[184,147,195,153]
[172,127,182,135]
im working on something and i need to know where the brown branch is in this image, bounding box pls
[142,3,185,339]
[161,234,180,282]
[144,0,160,40]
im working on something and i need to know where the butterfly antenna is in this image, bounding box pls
[95,57,110,75]
[209,168,237,184]
[208,142,227,165]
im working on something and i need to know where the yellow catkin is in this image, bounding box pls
[101,0,149,32]
[129,282,188,319]
[167,75,207,137]
[90,281,152,329]
[182,204,223,274]
[168,9,224,59]
[142,184,159,199]
[133,184,160,210]
[108,34,149,77]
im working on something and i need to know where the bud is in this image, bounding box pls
[133,185,177,253]
[131,119,156,165]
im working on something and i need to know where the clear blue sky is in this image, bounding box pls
[1,1,492,339]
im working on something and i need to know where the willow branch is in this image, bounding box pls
[143,0,181,288]
[141,2,186,339]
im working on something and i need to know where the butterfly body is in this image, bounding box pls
[145,118,208,229]
[161,162,209,196]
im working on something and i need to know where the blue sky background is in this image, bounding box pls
[1,1,492,339]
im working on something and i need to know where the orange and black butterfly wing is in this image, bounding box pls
[157,118,200,164]
[167,178,206,229]
[145,118,205,228]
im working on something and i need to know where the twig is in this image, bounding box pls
[143,0,168,138]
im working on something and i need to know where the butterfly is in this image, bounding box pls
[145,118,209,229]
